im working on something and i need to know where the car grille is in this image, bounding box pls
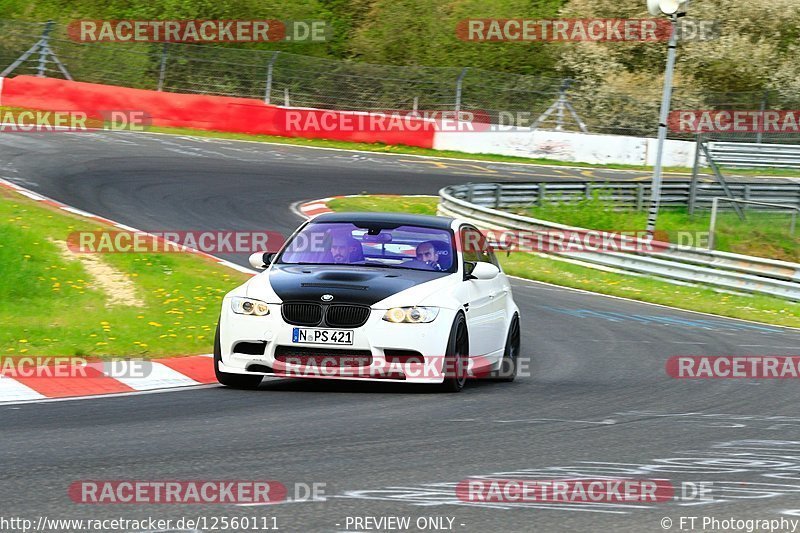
[274,346,373,367]
[325,304,371,328]
[281,302,323,326]
[281,302,370,328]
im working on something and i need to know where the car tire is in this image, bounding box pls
[436,313,469,393]
[214,323,263,389]
[490,314,521,382]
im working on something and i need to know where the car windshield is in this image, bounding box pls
[278,222,456,272]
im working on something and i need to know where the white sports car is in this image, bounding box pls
[215,212,521,392]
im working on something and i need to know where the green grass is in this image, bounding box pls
[0,190,250,358]
[329,195,440,215]
[326,195,800,328]
[524,194,799,262]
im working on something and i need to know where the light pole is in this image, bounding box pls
[645,0,688,234]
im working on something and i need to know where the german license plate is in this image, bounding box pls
[292,328,353,345]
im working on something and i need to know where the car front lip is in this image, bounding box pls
[219,304,457,383]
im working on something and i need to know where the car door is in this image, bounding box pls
[460,226,507,357]
[482,241,511,355]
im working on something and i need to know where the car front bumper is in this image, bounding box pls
[218,302,462,384]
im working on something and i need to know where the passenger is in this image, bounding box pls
[415,241,442,271]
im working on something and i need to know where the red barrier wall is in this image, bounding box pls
[0,76,436,148]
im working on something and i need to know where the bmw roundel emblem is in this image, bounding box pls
[321,294,334,302]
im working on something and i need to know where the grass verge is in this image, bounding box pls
[0,189,250,358]
[524,195,799,262]
[327,195,799,328]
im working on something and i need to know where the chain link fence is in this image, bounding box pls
[2,18,799,139]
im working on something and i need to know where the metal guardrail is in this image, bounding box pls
[439,183,800,301]
[706,142,800,169]
[458,180,800,212]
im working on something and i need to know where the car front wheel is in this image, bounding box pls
[436,313,469,393]
[490,315,520,382]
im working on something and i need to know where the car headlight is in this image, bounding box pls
[382,306,439,324]
[231,296,270,316]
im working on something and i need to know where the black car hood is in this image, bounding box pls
[267,264,446,306]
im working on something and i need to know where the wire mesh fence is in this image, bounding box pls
[1,18,799,139]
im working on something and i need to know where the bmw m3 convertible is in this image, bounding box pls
[215,212,521,392]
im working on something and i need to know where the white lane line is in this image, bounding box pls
[111,362,199,391]
[737,345,800,349]
[495,418,617,425]
[568,339,711,345]
[0,377,46,401]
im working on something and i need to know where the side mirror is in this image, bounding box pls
[465,261,499,281]
[249,251,275,270]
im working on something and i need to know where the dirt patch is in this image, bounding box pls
[52,239,145,307]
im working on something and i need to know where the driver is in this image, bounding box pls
[329,231,361,264]
[415,241,442,271]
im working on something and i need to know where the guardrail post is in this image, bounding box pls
[494,184,502,209]
[744,184,751,212]
[636,183,645,212]
[585,183,592,200]
[467,183,474,203]
[538,183,546,207]
[708,197,719,250]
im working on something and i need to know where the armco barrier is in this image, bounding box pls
[458,181,800,212]
[706,142,800,170]
[439,184,800,301]
[0,75,436,148]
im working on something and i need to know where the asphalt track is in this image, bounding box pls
[1,131,800,533]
